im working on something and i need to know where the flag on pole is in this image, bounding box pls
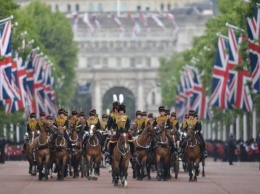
[247,7,260,94]
[210,37,232,109]
[227,28,253,112]
[83,13,95,34]
[92,15,101,28]
[165,13,179,36]
[151,15,165,29]
[72,12,79,33]
[112,15,125,37]
[128,13,141,38]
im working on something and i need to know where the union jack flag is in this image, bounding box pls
[175,84,186,120]
[0,21,15,101]
[210,37,232,109]
[227,28,253,112]
[247,7,260,94]
[5,54,26,113]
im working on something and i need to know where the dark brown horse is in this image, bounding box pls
[133,125,155,180]
[25,130,37,176]
[33,123,53,180]
[154,122,171,181]
[68,119,82,178]
[112,132,131,187]
[183,132,202,182]
[84,125,102,180]
[53,126,70,181]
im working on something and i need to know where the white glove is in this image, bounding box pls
[113,131,116,136]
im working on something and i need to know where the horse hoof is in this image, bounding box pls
[189,179,193,182]
[202,174,205,177]
[157,177,161,181]
[147,176,151,180]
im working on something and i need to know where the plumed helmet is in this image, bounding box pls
[118,104,126,113]
[58,109,65,115]
[102,113,108,119]
[30,113,36,118]
[136,110,142,116]
[148,113,153,118]
[46,115,54,120]
[171,112,176,117]
[141,111,147,116]
[158,106,166,112]
[71,110,78,116]
[188,110,195,116]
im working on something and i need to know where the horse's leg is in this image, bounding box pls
[156,160,161,181]
[114,161,120,187]
[188,162,193,182]
[38,158,43,181]
[68,157,73,177]
[123,158,129,188]
[146,159,152,180]
[202,158,205,177]
[140,161,146,180]
[86,156,90,179]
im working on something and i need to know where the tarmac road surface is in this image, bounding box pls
[0,158,259,194]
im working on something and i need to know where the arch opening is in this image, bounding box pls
[102,87,135,119]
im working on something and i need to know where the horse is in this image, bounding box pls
[68,119,82,178]
[84,125,102,180]
[52,125,70,181]
[154,122,171,181]
[183,131,203,182]
[25,130,37,176]
[32,123,53,181]
[111,131,131,187]
[133,124,155,180]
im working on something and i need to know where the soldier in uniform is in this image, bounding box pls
[105,104,137,164]
[142,111,149,127]
[37,112,46,129]
[170,112,180,140]
[68,110,82,134]
[82,109,103,151]
[134,110,145,134]
[180,113,189,132]
[166,109,171,119]
[23,113,39,153]
[100,114,108,131]
[147,113,155,126]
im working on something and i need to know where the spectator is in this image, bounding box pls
[0,135,7,164]
[227,134,236,165]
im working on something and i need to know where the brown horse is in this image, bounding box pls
[84,125,102,180]
[53,126,70,181]
[154,122,171,181]
[25,130,37,176]
[111,132,131,187]
[133,125,155,180]
[68,119,82,178]
[32,123,53,181]
[183,133,202,182]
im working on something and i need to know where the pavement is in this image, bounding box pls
[0,158,259,194]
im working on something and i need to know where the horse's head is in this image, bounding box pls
[146,124,156,138]
[57,125,65,138]
[119,132,129,150]
[89,124,96,137]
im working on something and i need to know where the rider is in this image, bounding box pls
[82,109,103,152]
[141,111,149,127]
[105,104,137,164]
[170,112,180,141]
[37,112,46,129]
[22,113,39,153]
[68,110,82,137]
[134,110,145,134]
[147,113,155,126]
[194,112,208,158]
[100,113,108,131]
[178,110,208,158]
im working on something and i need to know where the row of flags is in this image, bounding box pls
[0,18,56,117]
[175,7,260,120]
[72,12,179,37]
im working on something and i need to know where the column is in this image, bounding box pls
[10,124,14,142]
[203,122,207,140]
[230,123,234,135]
[208,123,211,140]
[243,112,247,141]
[16,125,20,143]
[3,125,7,138]
[253,109,256,139]
[236,115,240,140]
[137,72,144,110]
[212,122,216,140]
[94,81,102,116]
[223,124,227,141]
[217,121,221,140]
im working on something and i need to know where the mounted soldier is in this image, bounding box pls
[178,110,208,158]
[134,110,145,135]
[142,111,149,127]
[68,110,82,137]
[100,113,108,131]
[170,112,180,141]
[104,94,137,164]
[37,112,46,129]
[147,113,155,127]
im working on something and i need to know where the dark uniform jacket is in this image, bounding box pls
[134,118,145,133]
[153,115,171,129]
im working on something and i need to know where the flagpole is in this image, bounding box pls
[216,33,229,40]
[225,22,245,32]
[0,15,14,24]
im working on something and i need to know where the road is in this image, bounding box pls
[0,158,259,194]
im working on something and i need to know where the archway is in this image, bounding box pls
[103,87,136,120]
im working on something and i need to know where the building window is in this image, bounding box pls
[76,4,80,12]
[137,5,141,11]
[152,92,156,104]
[122,3,127,12]
[161,3,164,11]
[67,4,71,12]
[89,3,94,12]
[130,58,136,68]
[146,58,151,67]
[87,58,92,68]
[102,58,108,68]
[117,58,122,67]
[98,3,103,12]
[146,3,150,11]
[55,4,59,11]
[167,3,171,11]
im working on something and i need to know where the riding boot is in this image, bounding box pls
[129,142,137,162]
[202,143,208,158]
[22,143,26,154]
[105,142,112,164]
